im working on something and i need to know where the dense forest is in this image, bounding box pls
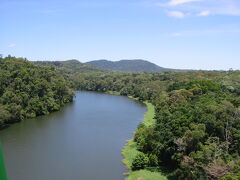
[1,56,240,179]
[0,56,74,129]
[73,71,240,179]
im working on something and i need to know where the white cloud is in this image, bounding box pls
[157,0,240,17]
[197,10,210,16]
[215,3,240,16]
[8,43,16,48]
[167,11,186,18]
[168,0,203,6]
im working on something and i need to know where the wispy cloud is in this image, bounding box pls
[75,2,139,8]
[156,0,240,18]
[8,43,16,48]
[197,10,210,16]
[167,10,186,18]
[167,0,203,6]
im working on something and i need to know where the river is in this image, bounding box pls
[0,91,146,180]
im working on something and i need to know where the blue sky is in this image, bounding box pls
[1,0,240,70]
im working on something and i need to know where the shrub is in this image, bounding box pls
[148,153,159,167]
[131,152,149,171]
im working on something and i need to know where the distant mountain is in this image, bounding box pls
[34,60,107,73]
[34,59,191,74]
[86,59,187,73]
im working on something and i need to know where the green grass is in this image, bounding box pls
[127,96,139,101]
[105,91,120,95]
[122,102,167,180]
[127,170,167,180]
[122,139,140,169]
[141,102,155,127]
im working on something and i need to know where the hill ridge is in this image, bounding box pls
[87,59,189,73]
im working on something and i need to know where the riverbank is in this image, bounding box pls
[100,91,167,179]
[122,102,167,180]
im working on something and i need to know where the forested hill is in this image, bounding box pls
[34,60,108,73]
[86,59,188,73]
[0,56,74,129]
[35,59,191,73]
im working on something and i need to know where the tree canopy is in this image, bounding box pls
[73,70,240,179]
[0,56,74,128]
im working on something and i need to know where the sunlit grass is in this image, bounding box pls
[122,139,139,169]
[127,170,167,180]
[142,102,155,127]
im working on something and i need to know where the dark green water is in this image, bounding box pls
[0,92,146,180]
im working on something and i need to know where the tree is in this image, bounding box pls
[0,56,74,128]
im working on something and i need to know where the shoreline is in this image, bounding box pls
[88,91,167,179]
[121,101,167,180]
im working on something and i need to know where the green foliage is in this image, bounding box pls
[74,70,240,179]
[148,153,159,167]
[0,56,74,128]
[131,152,149,171]
[221,163,240,180]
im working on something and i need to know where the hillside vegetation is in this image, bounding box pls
[87,59,188,73]
[35,59,107,74]
[0,56,74,129]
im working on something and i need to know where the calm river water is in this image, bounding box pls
[0,91,146,180]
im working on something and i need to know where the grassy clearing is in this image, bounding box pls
[141,102,155,127]
[122,102,167,180]
[105,91,120,95]
[122,139,140,169]
[127,170,167,180]
[127,96,139,101]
